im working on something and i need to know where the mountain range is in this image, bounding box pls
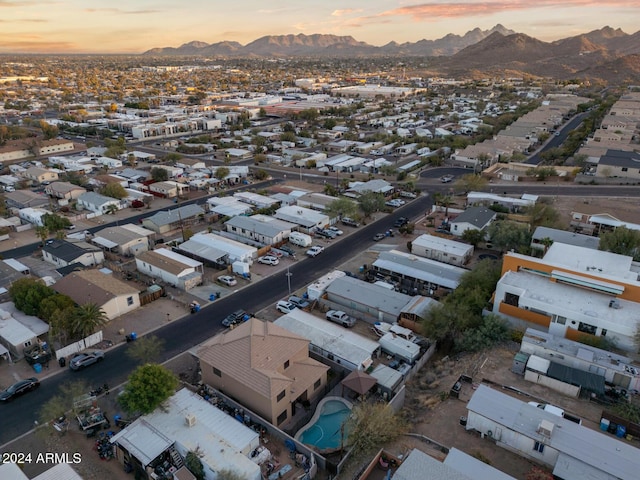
[143,25,640,83]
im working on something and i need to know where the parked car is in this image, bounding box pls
[373,233,386,241]
[288,296,310,309]
[0,377,40,402]
[393,217,409,227]
[385,199,402,208]
[69,351,105,371]
[316,229,336,239]
[440,174,454,183]
[268,250,283,258]
[258,255,279,266]
[218,275,237,287]
[276,300,297,314]
[222,309,249,327]
[306,245,324,257]
[325,310,356,328]
[328,226,344,236]
[341,217,360,227]
[278,245,296,256]
[399,191,417,199]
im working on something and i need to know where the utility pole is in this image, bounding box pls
[286,266,292,295]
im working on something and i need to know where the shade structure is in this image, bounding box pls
[341,369,378,396]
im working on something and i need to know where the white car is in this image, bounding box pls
[258,255,279,266]
[328,226,343,236]
[218,275,237,287]
[306,245,324,257]
[276,300,297,314]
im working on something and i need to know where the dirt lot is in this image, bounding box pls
[338,342,632,480]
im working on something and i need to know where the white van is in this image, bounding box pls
[289,231,312,247]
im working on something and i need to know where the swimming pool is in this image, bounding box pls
[296,397,353,453]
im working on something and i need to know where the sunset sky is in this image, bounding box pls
[0,0,638,54]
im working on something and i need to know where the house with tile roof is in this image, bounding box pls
[197,318,329,427]
[52,269,140,320]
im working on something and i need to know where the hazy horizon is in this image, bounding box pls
[0,0,638,54]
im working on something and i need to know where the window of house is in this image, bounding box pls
[24,340,32,347]
[213,367,221,377]
[284,360,290,370]
[277,410,288,425]
[554,315,566,325]
[533,441,545,453]
[601,329,607,337]
[622,167,628,172]
[504,292,520,307]
[277,390,286,402]
[578,322,597,335]
[127,296,134,306]
[314,379,321,390]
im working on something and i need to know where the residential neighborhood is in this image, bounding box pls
[1,36,640,480]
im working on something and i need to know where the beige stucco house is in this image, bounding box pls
[52,269,140,320]
[198,318,329,427]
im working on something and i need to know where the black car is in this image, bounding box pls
[0,377,40,402]
[278,245,296,256]
[393,217,409,227]
[222,309,249,327]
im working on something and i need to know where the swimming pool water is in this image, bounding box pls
[299,399,352,450]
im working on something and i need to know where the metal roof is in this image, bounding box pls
[373,250,466,290]
[443,448,516,480]
[467,385,640,480]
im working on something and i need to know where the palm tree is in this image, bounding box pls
[70,303,108,340]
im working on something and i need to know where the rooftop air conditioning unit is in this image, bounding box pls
[537,420,554,438]
[185,414,196,427]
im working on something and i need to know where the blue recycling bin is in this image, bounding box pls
[616,424,626,438]
[33,363,42,373]
[130,332,137,341]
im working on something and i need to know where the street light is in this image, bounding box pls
[286,266,292,295]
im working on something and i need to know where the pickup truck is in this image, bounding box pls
[326,310,356,328]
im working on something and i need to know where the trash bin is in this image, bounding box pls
[33,363,42,373]
[59,357,66,368]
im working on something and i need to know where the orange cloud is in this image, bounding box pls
[331,9,363,17]
[364,1,640,22]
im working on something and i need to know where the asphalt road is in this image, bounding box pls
[526,112,588,165]
[0,195,433,446]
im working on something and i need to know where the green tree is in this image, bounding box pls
[358,192,385,218]
[525,202,561,231]
[35,225,49,245]
[9,278,55,316]
[487,221,532,253]
[185,451,205,480]
[38,380,89,428]
[151,167,169,182]
[253,169,269,180]
[461,228,485,247]
[326,197,358,219]
[38,294,75,323]
[100,182,127,199]
[214,166,230,181]
[119,364,179,415]
[599,227,640,260]
[454,173,488,193]
[42,213,72,232]
[454,314,510,352]
[127,335,165,364]
[280,131,296,143]
[69,303,108,340]
[346,402,407,455]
